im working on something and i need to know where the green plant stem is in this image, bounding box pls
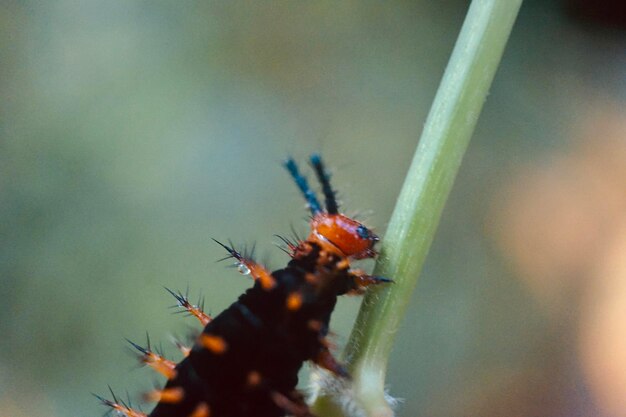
[310,1,523,416]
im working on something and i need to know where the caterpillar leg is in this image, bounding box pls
[347,269,393,295]
[271,390,316,417]
[313,344,349,378]
[212,239,276,290]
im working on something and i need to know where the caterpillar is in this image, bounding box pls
[96,154,389,417]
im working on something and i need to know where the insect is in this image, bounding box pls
[96,154,389,417]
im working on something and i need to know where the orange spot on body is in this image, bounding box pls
[146,387,184,404]
[317,250,331,265]
[247,370,262,387]
[286,292,303,311]
[337,258,350,269]
[190,402,211,417]
[200,334,228,354]
[307,320,323,332]
[304,272,318,284]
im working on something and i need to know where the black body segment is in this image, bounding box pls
[149,243,352,417]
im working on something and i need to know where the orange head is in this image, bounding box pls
[285,155,380,259]
[308,213,379,259]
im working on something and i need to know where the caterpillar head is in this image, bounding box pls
[309,213,378,259]
[284,155,380,260]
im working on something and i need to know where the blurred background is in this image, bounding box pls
[1,1,624,416]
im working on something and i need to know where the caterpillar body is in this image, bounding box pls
[97,155,388,417]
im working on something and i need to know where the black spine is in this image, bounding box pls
[309,153,338,214]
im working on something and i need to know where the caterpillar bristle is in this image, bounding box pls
[94,387,147,417]
[213,238,276,290]
[246,241,257,261]
[273,234,297,256]
[164,287,212,326]
[212,239,241,262]
[169,336,192,358]
[126,338,177,379]
[176,341,191,357]
[289,223,304,245]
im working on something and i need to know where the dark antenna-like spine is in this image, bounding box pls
[284,157,322,215]
[310,153,339,214]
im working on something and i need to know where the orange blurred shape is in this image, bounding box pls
[579,220,626,417]
[489,103,626,310]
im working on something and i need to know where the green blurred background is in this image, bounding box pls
[1,1,625,416]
